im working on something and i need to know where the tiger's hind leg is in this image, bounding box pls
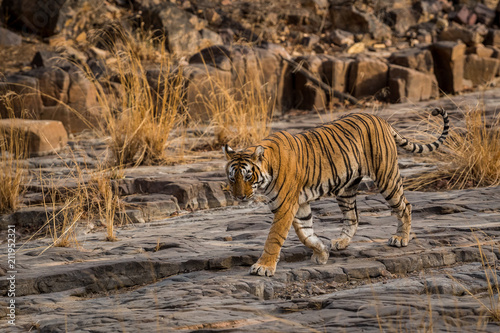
[376,172,412,247]
[293,203,330,265]
[332,178,362,250]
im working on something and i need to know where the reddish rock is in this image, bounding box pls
[0,75,42,119]
[183,64,233,122]
[439,22,485,46]
[431,41,466,94]
[285,55,328,111]
[389,65,439,103]
[389,48,434,74]
[25,67,70,107]
[485,29,500,47]
[0,119,68,156]
[464,54,500,86]
[330,5,392,41]
[348,57,388,98]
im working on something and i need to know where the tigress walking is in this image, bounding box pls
[223,109,449,277]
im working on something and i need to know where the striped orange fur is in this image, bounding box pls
[223,108,449,276]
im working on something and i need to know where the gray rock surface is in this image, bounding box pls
[1,186,499,332]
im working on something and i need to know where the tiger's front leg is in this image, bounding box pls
[293,203,330,265]
[250,204,298,277]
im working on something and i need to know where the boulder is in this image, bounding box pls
[31,51,75,71]
[65,69,101,132]
[330,5,392,41]
[0,75,43,119]
[0,119,68,156]
[348,57,388,98]
[389,48,434,74]
[183,64,233,122]
[188,44,288,117]
[384,7,417,36]
[388,65,439,103]
[439,22,485,45]
[24,67,70,107]
[0,0,66,37]
[285,55,328,111]
[464,54,500,86]
[328,29,355,47]
[431,41,466,94]
[473,3,495,26]
[0,27,21,46]
[485,29,500,47]
[142,3,220,56]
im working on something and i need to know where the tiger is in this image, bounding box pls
[223,108,449,277]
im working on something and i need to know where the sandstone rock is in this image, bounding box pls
[474,3,495,26]
[24,67,70,107]
[31,51,74,70]
[348,57,388,98]
[285,55,328,111]
[330,5,392,41]
[464,54,500,86]
[188,45,232,71]
[485,29,500,47]
[439,21,485,45]
[66,69,101,131]
[0,27,21,46]
[320,56,353,95]
[467,44,495,58]
[452,5,477,26]
[431,41,466,94]
[183,64,233,122]
[389,48,434,74]
[384,7,417,36]
[389,64,439,103]
[0,119,68,156]
[142,3,220,56]
[188,44,288,117]
[0,0,66,37]
[328,29,355,47]
[39,104,95,134]
[0,74,42,119]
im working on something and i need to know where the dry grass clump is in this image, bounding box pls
[0,93,29,214]
[90,29,186,167]
[406,107,500,191]
[210,80,274,148]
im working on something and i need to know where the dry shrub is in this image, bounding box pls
[406,107,500,190]
[90,29,185,166]
[0,93,29,214]
[210,79,274,148]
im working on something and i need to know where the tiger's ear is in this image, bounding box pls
[251,145,265,163]
[222,144,235,160]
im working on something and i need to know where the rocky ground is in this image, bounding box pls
[1,89,500,332]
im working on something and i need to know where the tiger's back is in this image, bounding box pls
[223,109,449,277]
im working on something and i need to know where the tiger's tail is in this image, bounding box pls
[392,108,449,154]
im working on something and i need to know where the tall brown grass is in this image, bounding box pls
[89,29,186,167]
[406,107,500,190]
[0,92,29,214]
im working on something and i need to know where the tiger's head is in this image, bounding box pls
[222,144,270,201]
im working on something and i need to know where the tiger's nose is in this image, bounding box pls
[236,195,246,201]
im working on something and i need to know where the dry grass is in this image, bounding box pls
[0,93,29,214]
[406,107,500,191]
[90,31,186,167]
[210,81,274,148]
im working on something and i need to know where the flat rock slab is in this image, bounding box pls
[1,186,500,332]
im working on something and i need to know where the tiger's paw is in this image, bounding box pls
[311,249,329,265]
[331,237,350,250]
[388,235,409,247]
[249,262,276,277]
